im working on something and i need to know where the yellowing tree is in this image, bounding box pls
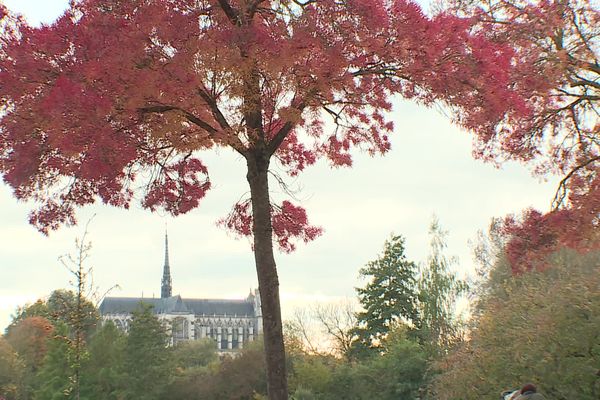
[433,250,600,400]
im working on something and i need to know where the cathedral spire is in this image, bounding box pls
[161,230,172,298]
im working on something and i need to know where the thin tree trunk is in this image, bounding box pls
[246,151,288,400]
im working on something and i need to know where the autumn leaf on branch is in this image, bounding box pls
[445,0,600,271]
[219,199,322,253]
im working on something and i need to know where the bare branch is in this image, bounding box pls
[313,301,357,356]
[138,104,219,134]
[292,0,317,6]
[267,100,308,156]
[288,308,319,354]
[569,77,600,91]
[268,170,302,201]
[216,0,240,25]
[196,87,247,155]
[196,87,232,132]
[552,155,600,209]
[582,61,600,75]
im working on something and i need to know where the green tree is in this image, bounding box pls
[288,356,333,399]
[31,291,98,400]
[290,387,316,400]
[322,362,361,400]
[34,324,73,400]
[354,235,420,354]
[209,339,268,400]
[7,291,99,399]
[173,339,267,400]
[361,328,428,400]
[6,291,98,340]
[172,338,218,369]
[417,219,468,357]
[315,327,427,400]
[167,338,219,400]
[433,250,600,400]
[0,336,24,400]
[122,305,172,400]
[79,321,125,400]
[168,341,267,400]
[44,290,99,342]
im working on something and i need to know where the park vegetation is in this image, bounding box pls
[2,0,597,396]
[0,0,597,398]
[1,217,599,400]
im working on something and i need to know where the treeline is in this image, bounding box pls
[0,292,267,400]
[283,223,600,400]
[0,220,466,400]
[1,219,599,400]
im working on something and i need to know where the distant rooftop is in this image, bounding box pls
[100,295,256,317]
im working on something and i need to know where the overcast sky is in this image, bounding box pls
[0,0,559,332]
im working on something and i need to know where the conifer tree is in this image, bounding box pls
[354,235,419,352]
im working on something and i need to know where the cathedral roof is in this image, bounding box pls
[99,233,258,319]
[184,299,255,317]
[99,295,255,317]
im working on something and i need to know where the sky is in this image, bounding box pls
[0,0,559,332]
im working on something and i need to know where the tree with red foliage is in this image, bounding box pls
[446,0,599,272]
[0,1,533,397]
[5,316,54,398]
[5,317,54,373]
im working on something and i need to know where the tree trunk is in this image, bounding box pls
[246,151,288,400]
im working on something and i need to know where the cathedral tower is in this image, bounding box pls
[161,231,172,298]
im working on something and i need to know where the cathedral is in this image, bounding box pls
[99,233,262,350]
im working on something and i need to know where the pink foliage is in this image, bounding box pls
[272,201,323,253]
[0,0,542,249]
[450,0,599,272]
[503,201,599,274]
[219,200,322,253]
[143,158,211,216]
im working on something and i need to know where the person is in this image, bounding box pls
[514,383,546,400]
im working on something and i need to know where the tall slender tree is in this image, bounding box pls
[56,221,103,400]
[354,234,419,353]
[0,1,542,397]
[417,219,468,357]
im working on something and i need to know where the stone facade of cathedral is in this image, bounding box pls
[99,233,262,350]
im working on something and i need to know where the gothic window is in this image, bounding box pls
[172,317,188,343]
[232,326,239,349]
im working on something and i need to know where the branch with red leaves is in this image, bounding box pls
[218,199,322,253]
[0,0,546,247]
